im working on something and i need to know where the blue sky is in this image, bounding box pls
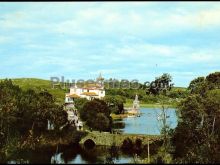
[0,2,220,87]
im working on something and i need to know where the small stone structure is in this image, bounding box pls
[79,131,161,146]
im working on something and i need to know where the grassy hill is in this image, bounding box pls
[8,78,67,104]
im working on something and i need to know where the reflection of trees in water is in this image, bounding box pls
[105,144,120,164]
[51,144,102,163]
[50,144,118,164]
[7,142,162,164]
[7,147,55,164]
[60,144,81,163]
[112,121,125,129]
[51,144,105,164]
[29,147,55,164]
[120,137,163,162]
[80,145,108,163]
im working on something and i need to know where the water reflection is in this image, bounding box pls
[7,144,136,164]
[55,145,135,164]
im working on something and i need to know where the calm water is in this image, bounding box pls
[7,108,177,164]
[113,107,177,135]
[7,145,136,164]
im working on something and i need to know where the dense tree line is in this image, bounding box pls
[105,73,188,106]
[172,72,220,163]
[0,79,68,153]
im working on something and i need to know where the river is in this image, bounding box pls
[113,107,177,135]
[7,108,177,164]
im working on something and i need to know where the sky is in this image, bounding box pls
[0,2,220,87]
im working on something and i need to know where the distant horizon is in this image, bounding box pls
[0,2,220,87]
[0,71,215,88]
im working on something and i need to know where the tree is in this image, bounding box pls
[188,72,220,96]
[79,99,112,132]
[93,113,110,132]
[188,76,207,95]
[172,72,220,163]
[0,79,68,152]
[104,95,126,114]
[206,72,220,89]
[74,98,88,111]
[147,73,173,95]
[154,97,174,164]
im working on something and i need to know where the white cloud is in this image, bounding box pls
[49,3,220,38]
[194,7,220,28]
[190,53,215,62]
[0,36,12,43]
[2,2,220,38]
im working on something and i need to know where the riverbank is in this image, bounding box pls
[111,104,177,120]
[124,103,177,108]
[111,113,129,119]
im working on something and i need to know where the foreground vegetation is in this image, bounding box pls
[0,79,84,162]
[171,72,220,163]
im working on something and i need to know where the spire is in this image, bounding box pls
[96,72,104,81]
[99,72,102,79]
[135,94,138,101]
[96,72,104,82]
[133,94,140,110]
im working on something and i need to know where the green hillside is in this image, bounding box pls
[9,78,67,104]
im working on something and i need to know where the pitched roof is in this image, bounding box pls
[83,83,103,89]
[81,92,98,96]
[68,93,80,98]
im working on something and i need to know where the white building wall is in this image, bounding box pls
[69,87,75,94]
[68,86,105,100]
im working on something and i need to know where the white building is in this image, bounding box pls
[65,74,105,103]
[63,74,105,131]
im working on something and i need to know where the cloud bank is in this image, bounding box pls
[0,2,220,86]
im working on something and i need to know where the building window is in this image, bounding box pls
[87,89,89,92]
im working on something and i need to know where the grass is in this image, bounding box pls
[124,102,177,108]
[1,78,67,105]
[171,86,187,91]
[111,113,129,119]
[125,95,179,108]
